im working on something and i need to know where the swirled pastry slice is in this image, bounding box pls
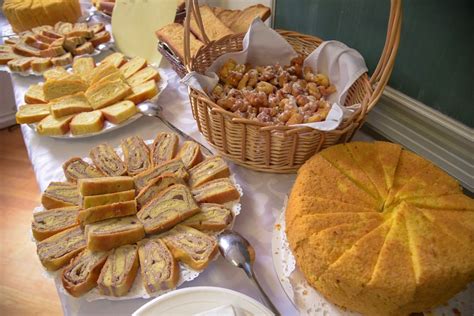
[176,141,203,169]
[85,216,145,251]
[136,173,185,209]
[188,156,230,188]
[181,203,232,231]
[150,132,179,166]
[89,144,127,176]
[98,244,139,297]
[137,184,200,234]
[61,249,109,297]
[36,226,86,271]
[121,136,151,176]
[133,158,188,191]
[78,176,134,196]
[41,181,80,209]
[138,238,179,294]
[82,190,135,208]
[62,157,104,183]
[32,206,80,241]
[78,200,137,225]
[192,178,239,204]
[162,225,218,270]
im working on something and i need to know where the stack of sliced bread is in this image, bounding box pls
[33,132,240,298]
[16,52,160,136]
[1,21,111,73]
[156,4,271,62]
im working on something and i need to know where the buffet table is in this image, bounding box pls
[11,65,375,315]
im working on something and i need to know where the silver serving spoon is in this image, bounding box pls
[137,102,213,156]
[218,230,279,315]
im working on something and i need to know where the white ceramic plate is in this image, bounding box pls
[132,286,273,316]
[27,68,168,139]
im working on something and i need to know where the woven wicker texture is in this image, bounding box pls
[177,0,402,173]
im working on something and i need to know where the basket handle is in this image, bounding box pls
[367,0,402,110]
[183,0,210,71]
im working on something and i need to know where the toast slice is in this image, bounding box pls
[85,215,145,251]
[73,57,95,79]
[31,57,52,72]
[188,156,230,188]
[98,244,139,297]
[70,110,104,135]
[190,5,234,42]
[133,158,189,191]
[62,157,104,183]
[62,249,109,297]
[138,238,179,294]
[211,7,241,28]
[41,181,80,209]
[155,23,203,62]
[32,206,80,241]
[50,92,92,118]
[229,4,271,33]
[126,67,160,87]
[89,144,128,176]
[119,56,147,79]
[43,75,88,101]
[176,141,203,169]
[82,190,136,209]
[192,178,239,204]
[16,104,50,124]
[101,100,138,124]
[181,203,232,231]
[136,173,184,209]
[78,200,138,225]
[150,132,179,166]
[36,226,86,271]
[24,84,47,104]
[121,136,152,176]
[101,52,126,68]
[78,176,134,196]
[137,184,200,234]
[162,224,218,270]
[125,80,158,104]
[43,66,69,81]
[36,114,74,136]
[85,79,133,110]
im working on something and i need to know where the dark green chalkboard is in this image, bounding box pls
[274,0,474,127]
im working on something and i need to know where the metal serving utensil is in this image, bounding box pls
[137,102,213,156]
[217,230,280,315]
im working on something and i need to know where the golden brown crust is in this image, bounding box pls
[78,176,134,196]
[62,157,104,183]
[138,238,179,294]
[150,132,179,166]
[121,136,151,176]
[191,178,239,204]
[176,141,203,169]
[78,200,137,225]
[32,206,80,241]
[133,158,188,192]
[61,249,109,297]
[41,181,80,209]
[181,203,232,231]
[135,173,184,209]
[155,23,203,62]
[97,244,139,297]
[188,156,230,188]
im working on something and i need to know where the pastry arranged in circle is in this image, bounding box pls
[32,132,240,297]
[286,141,473,315]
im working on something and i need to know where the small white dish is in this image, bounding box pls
[132,286,274,316]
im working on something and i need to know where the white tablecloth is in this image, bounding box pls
[11,63,374,315]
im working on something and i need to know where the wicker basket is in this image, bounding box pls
[182,0,402,173]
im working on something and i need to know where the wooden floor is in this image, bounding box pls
[0,126,62,316]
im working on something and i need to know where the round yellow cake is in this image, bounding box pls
[286,141,474,315]
[3,0,81,33]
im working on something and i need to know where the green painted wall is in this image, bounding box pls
[274,0,474,127]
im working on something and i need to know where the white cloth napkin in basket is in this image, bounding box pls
[182,18,368,131]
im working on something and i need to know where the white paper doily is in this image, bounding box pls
[32,138,242,301]
[272,202,474,316]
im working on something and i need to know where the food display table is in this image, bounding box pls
[10,66,375,315]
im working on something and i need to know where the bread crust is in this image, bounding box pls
[192,178,240,204]
[78,200,137,225]
[32,206,80,241]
